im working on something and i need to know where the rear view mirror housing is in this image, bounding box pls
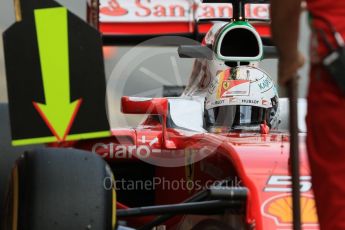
[121,96,168,116]
[121,96,175,149]
[178,45,277,60]
[178,45,213,60]
[263,46,278,59]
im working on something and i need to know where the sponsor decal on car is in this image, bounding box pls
[92,136,161,159]
[262,175,318,228]
[262,194,318,227]
[99,0,270,22]
[264,175,312,193]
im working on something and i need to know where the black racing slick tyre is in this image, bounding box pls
[2,148,116,230]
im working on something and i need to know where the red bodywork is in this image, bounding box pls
[69,97,318,229]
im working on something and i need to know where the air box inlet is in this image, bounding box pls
[215,23,263,62]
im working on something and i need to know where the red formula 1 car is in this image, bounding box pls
[2,0,318,230]
[71,95,314,230]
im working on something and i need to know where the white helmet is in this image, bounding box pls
[205,66,279,133]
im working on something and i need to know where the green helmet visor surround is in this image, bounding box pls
[215,21,263,62]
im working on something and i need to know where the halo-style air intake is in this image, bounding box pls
[215,22,263,62]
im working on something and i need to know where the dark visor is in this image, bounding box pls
[206,105,271,130]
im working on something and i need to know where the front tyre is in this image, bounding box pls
[3,148,115,230]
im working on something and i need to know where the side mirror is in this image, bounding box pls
[263,46,278,59]
[121,96,175,149]
[178,45,213,60]
[121,96,168,116]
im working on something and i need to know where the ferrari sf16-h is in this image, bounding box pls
[2,0,318,229]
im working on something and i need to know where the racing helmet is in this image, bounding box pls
[205,66,279,133]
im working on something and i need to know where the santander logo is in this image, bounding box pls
[99,0,270,22]
[100,0,128,17]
